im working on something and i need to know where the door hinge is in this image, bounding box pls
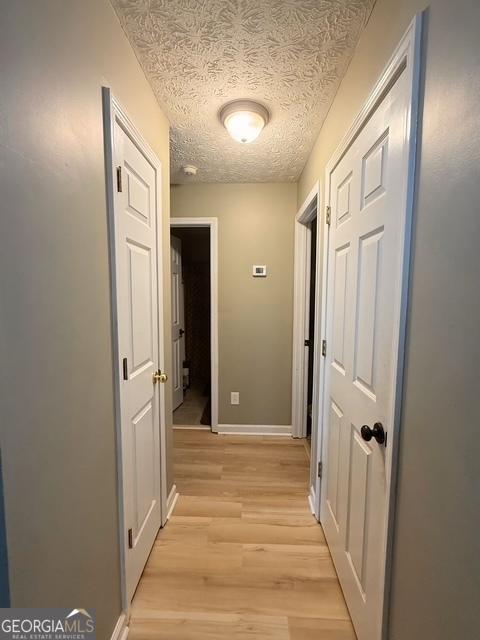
[122,357,128,381]
[325,205,331,226]
[318,461,323,478]
[304,339,311,347]
[116,165,123,192]
[127,528,133,549]
[321,339,327,357]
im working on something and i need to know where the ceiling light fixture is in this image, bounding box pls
[220,100,269,144]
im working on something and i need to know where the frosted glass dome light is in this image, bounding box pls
[220,100,269,144]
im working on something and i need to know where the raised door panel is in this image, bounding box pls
[326,400,343,529]
[127,242,154,376]
[353,229,383,400]
[173,338,181,394]
[172,271,179,326]
[131,401,156,540]
[345,426,372,594]
[332,245,350,375]
[336,172,353,227]
[125,161,151,226]
[361,132,388,209]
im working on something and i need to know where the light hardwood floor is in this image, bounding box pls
[129,430,356,639]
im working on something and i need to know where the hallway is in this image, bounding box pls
[173,387,210,427]
[129,431,355,639]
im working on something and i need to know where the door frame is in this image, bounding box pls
[170,234,186,412]
[170,217,219,431]
[316,15,422,638]
[102,87,168,617]
[291,182,324,512]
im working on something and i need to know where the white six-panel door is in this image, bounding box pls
[171,235,185,411]
[321,69,411,640]
[113,121,162,602]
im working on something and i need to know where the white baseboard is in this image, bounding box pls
[173,425,211,431]
[166,483,179,520]
[216,424,292,436]
[308,486,316,515]
[110,613,128,640]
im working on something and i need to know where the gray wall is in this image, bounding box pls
[299,0,480,637]
[171,183,297,426]
[0,454,9,607]
[389,2,480,637]
[0,1,171,637]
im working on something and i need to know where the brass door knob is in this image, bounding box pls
[153,370,168,384]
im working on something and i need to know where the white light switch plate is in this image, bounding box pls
[230,392,240,405]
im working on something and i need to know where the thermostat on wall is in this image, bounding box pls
[253,265,267,277]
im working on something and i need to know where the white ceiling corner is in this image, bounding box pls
[111,0,376,183]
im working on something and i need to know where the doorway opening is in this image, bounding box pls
[305,216,317,450]
[170,218,219,431]
[291,184,322,511]
[171,227,211,428]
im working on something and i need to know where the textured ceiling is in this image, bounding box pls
[111,0,376,183]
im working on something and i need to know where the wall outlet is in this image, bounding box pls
[230,391,240,405]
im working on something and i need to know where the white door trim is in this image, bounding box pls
[316,14,422,638]
[216,424,291,436]
[170,217,219,431]
[102,87,168,616]
[109,613,129,640]
[291,182,324,518]
[291,181,319,439]
[165,483,180,521]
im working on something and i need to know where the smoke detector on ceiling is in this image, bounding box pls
[182,164,198,176]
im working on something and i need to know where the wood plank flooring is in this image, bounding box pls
[129,430,355,639]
